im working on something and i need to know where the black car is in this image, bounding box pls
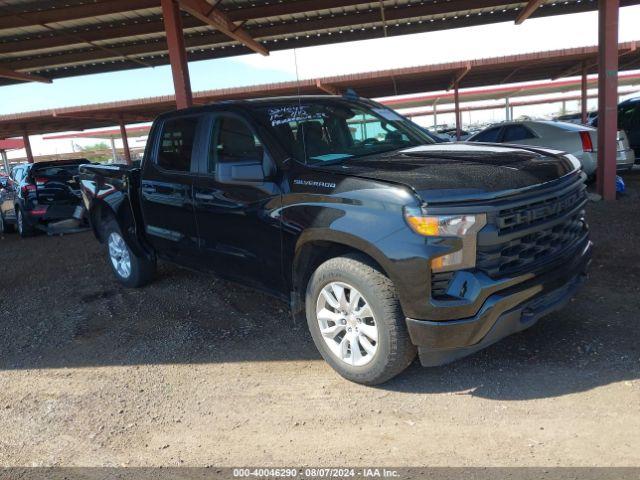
[0,159,89,236]
[589,97,640,162]
[617,97,640,161]
[79,96,591,385]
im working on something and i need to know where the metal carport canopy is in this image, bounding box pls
[0,0,635,200]
[1,0,639,87]
[1,40,639,139]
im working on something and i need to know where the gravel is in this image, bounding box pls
[0,171,639,467]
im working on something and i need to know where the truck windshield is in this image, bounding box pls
[251,100,434,165]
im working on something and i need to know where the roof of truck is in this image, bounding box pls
[156,94,375,119]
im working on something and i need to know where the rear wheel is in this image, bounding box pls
[16,208,34,237]
[104,219,156,288]
[306,254,416,385]
[0,212,14,234]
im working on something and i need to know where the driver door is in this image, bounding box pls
[193,113,284,294]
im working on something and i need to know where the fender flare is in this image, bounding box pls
[89,196,152,260]
[291,228,401,304]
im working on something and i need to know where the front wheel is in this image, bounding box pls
[306,254,416,385]
[104,220,156,288]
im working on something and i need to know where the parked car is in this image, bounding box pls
[466,120,634,177]
[436,127,472,141]
[554,112,598,125]
[0,159,89,236]
[615,97,640,162]
[79,96,591,385]
[417,126,451,143]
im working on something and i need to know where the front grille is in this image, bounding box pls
[495,184,586,235]
[476,178,588,279]
[427,176,589,297]
[477,212,587,278]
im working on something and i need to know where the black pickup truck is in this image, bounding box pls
[79,96,592,384]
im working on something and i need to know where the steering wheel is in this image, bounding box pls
[361,137,381,145]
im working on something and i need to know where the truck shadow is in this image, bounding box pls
[1,177,639,401]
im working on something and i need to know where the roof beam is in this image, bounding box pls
[0,15,202,55]
[553,42,637,80]
[447,64,471,90]
[0,67,50,84]
[500,67,521,84]
[0,0,159,30]
[515,0,546,24]
[177,0,268,56]
[315,80,341,95]
[52,112,151,123]
[225,0,375,22]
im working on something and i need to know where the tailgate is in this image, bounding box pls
[32,164,83,205]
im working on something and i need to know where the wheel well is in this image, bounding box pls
[90,201,116,243]
[291,241,388,312]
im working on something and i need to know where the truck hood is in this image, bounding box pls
[315,143,580,202]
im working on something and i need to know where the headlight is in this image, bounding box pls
[404,206,487,273]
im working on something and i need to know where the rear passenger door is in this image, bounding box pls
[140,115,204,266]
[193,113,284,294]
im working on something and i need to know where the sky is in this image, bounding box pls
[2,5,640,157]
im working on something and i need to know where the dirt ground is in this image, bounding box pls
[0,172,639,468]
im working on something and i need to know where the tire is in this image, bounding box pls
[0,212,14,234]
[306,254,416,385]
[16,207,35,237]
[103,219,156,288]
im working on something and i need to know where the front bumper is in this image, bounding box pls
[406,239,592,367]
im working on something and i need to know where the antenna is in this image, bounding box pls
[379,0,398,97]
[293,48,308,163]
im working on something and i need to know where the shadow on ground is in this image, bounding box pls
[1,172,638,401]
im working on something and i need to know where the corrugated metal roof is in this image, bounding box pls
[1,0,638,85]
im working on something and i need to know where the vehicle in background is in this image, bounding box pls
[0,175,14,233]
[554,112,598,125]
[466,120,634,177]
[0,159,89,237]
[416,126,451,143]
[615,97,640,162]
[79,96,591,385]
[436,127,472,141]
[585,98,640,163]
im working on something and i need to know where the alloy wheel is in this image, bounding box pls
[108,232,132,279]
[315,282,379,367]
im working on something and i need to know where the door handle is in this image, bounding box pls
[195,193,215,201]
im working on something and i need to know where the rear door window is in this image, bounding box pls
[502,125,536,142]
[157,117,200,172]
[471,127,502,143]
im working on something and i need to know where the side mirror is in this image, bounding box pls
[216,161,265,184]
[231,162,265,182]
